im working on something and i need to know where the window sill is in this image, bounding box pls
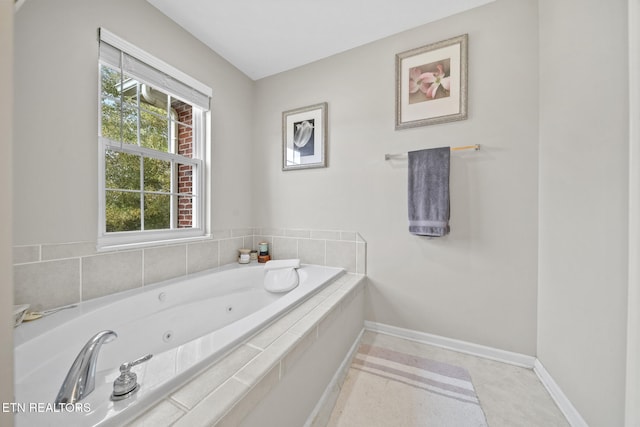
[97,231,210,253]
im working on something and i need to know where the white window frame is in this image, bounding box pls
[97,29,212,250]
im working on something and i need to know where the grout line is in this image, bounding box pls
[168,396,190,413]
[184,243,189,275]
[78,257,83,302]
[245,342,263,351]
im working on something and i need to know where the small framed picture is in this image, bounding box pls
[282,102,327,171]
[395,34,468,129]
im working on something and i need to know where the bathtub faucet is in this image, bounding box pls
[55,330,118,405]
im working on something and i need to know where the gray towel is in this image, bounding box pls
[408,147,450,237]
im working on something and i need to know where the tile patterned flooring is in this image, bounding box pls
[326,331,570,427]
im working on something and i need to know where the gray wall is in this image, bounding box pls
[538,0,629,425]
[252,0,540,356]
[13,0,255,246]
[1,0,14,425]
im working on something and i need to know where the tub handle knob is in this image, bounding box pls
[111,353,153,401]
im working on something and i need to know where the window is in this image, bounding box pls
[98,29,211,248]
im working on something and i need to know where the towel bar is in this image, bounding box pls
[384,144,480,160]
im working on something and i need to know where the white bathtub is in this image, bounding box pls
[13,263,344,427]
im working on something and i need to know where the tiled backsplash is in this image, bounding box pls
[13,228,367,311]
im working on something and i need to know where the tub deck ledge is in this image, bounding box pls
[128,273,366,426]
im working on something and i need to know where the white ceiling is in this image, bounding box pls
[146,0,494,81]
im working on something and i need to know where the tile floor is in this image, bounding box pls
[326,331,570,427]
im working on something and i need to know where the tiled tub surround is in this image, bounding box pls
[14,264,350,426]
[13,228,366,311]
[129,273,365,426]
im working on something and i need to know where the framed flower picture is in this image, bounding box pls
[282,102,327,171]
[395,34,468,129]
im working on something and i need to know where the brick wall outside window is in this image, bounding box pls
[173,100,193,228]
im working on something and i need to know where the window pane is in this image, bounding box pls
[101,98,137,145]
[100,67,121,98]
[177,163,194,228]
[101,97,121,141]
[140,109,169,151]
[106,191,141,232]
[143,157,171,192]
[121,76,140,108]
[119,77,140,146]
[120,104,138,145]
[178,195,194,229]
[172,100,193,159]
[105,150,140,190]
[141,86,168,118]
[175,121,193,159]
[144,193,171,230]
[177,162,194,195]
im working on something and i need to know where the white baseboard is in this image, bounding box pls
[364,321,590,427]
[304,327,365,427]
[533,359,589,427]
[364,321,536,368]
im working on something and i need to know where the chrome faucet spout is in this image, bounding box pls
[55,330,117,405]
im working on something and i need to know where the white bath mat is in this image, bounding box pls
[330,344,488,427]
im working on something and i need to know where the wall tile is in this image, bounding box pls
[252,236,274,253]
[217,365,280,427]
[299,239,326,266]
[285,229,311,238]
[250,291,329,349]
[211,229,231,239]
[258,227,285,236]
[12,229,366,309]
[171,344,259,409]
[326,240,357,273]
[13,245,39,264]
[187,240,219,274]
[219,237,244,265]
[290,306,326,337]
[14,259,80,310]
[340,231,357,241]
[172,378,248,427]
[129,400,185,427]
[310,230,340,240]
[242,236,254,251]
[281,328,316,376]
[231,228,254,237]
[144,245,187,286]
[234,332,298,386]
[356,242,367,274]
[318,304,342,339]
[272,237,298,260]
[42,242,96,260]
[82,250,143,300]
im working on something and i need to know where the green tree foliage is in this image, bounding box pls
[101,66,172,232]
